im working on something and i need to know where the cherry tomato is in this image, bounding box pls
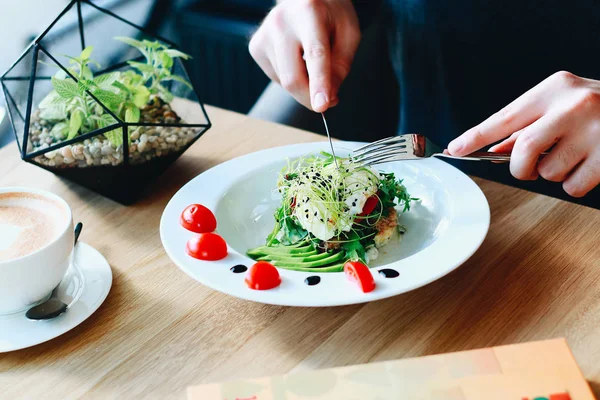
[359,195,379,216]
[344,261,376,293]
[245,261,281,290]
[186,232,227,261]
[180,204,217,233]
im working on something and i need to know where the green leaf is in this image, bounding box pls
[160,52,173,69]
[40,104,68,121]
[124,105,140,123]
[164,49,191,60]
[156,84,173,103]
[341,233,367,263]
[39,91,69,109]
[94,72,120,89]
[49,122,69,139]
[162,74,193,90]
[111,80,130,93]
[132,85,150,108]
[68,110,84,140]
[104,128,123,146]
[128,61,156,74]
[90,89,125,107]
[80,46,94,60]
[114,36,145,49]
[52,77,79,99]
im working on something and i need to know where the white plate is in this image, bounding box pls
[160,141,489,307]
[0,242,112,352]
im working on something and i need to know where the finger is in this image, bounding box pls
[489,130,522,153]
[249,34,279,84]
[330,18,361,100]
[510,111,567,180]
[562,153,600,197]
[274,37,311,109]
[537,138,587,182]
[448,84,549,156]
[295,9,332,112]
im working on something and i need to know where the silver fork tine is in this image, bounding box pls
[359,150,411,166]
[352,136,408,155]
[352,142,408,162]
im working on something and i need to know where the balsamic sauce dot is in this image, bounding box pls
[378,269,399,278]
[230,265,248,273]
[305,276,321,286]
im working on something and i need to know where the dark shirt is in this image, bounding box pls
[354,0,599,207]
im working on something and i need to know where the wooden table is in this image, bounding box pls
[1,106,599,399]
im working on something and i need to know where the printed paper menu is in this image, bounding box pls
[188,338,595,400]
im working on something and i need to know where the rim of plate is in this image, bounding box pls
[160,141,490,307]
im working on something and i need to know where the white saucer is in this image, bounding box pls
[0,242,112,352]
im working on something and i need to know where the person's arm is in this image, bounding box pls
[249,0,364,112]
[448,71,600,197]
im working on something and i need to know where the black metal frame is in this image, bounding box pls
[0,0,212,204]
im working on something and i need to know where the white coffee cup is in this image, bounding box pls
[0,187,74,315]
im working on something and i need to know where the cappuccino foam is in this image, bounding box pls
[0,192,67,262]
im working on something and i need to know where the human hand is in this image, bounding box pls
[448,71,600,197]
[249,0,361,112]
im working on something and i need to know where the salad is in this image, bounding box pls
[247,152,416,272]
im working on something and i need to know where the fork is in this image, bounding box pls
[352,134,547,166]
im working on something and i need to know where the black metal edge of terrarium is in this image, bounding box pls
[82,0,212,129]
[1,82,23,153]
[80,0,177,48]
[21,45,40,160]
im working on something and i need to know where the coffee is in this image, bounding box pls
[0,192,67,262]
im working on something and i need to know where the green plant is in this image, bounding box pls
[37,37,192,146]
[115,37,192,103]
[39,46,121,141]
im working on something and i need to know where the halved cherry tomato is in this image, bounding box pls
[186,232,227,261]
[344,261,376,293]
[180,204,217,233]
[245,261,281,290]
[359,195,379,216]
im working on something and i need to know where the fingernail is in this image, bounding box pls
[448,138,464,154]
[313,92,327,110]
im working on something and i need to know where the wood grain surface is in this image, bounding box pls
[0,106,599,399]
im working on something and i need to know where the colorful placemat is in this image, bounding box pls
[188,338,595,400]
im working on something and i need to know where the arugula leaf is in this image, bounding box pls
[341,234,366,262]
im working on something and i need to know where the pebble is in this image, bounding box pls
[61,146,73,159]
[29,99,195,169]
[44,150,58,159]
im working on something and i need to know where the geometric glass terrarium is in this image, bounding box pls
[1,0,211,204]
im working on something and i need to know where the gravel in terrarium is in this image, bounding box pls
[29,96,199,168]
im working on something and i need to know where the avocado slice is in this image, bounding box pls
[247,244,314,257]
[274,263,345,273]
[271,251,345,268]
